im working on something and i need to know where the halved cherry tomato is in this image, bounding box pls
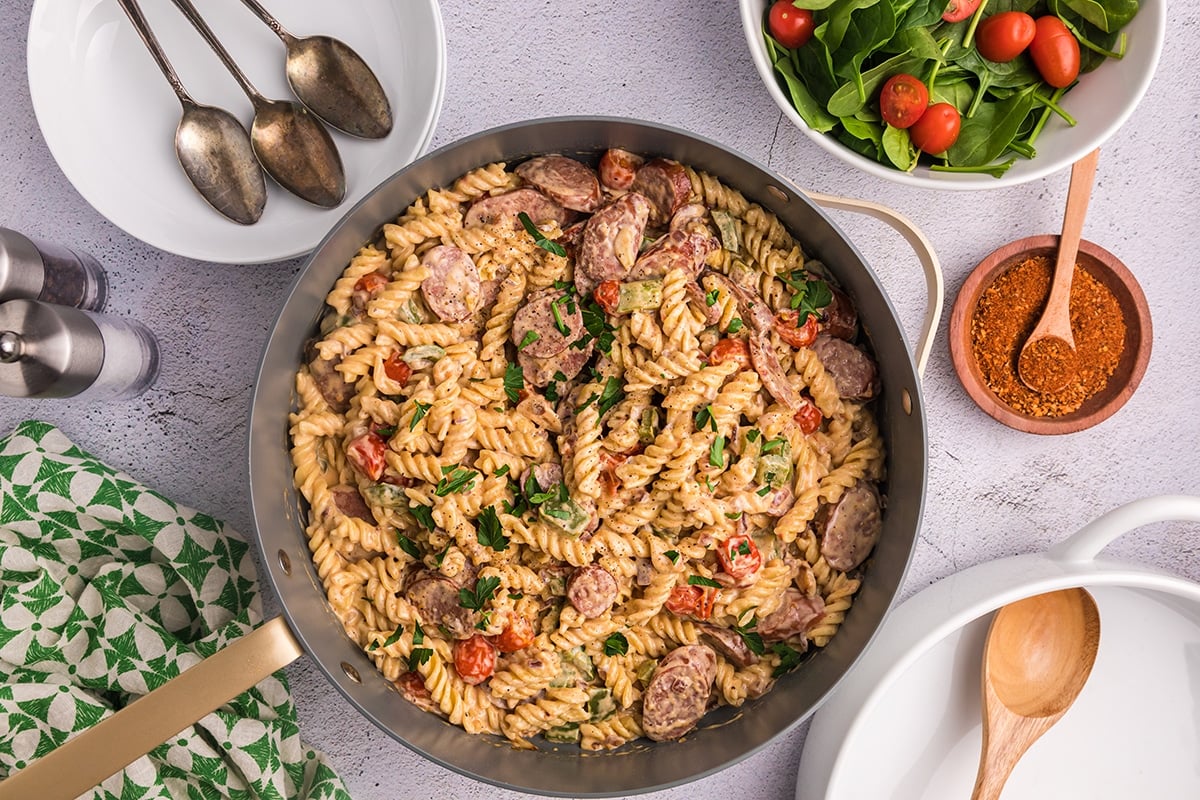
[1029,16,1080,88]
[708,338,751,369]
[975,11,1036,62]
[493,615,535,653]
[878,74,929,130]
[665,585,716,620]
[346,432,387,480]
[774,310,820,348]
[942,0,982,23]
[717,535,762,580]
[768,1,815,49]
[353,271,389,294]
[382,351,412,384]
[793,395,823,435]
[453,634,497,685]
[598,450,632,496]
[593,280,621,314]
[908,103,962,155]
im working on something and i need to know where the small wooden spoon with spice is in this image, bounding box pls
[1016,149,1101,394]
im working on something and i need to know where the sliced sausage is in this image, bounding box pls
[669,203,710,233]
[685,280,722,325]
[575,193,651,295]
[511,287,585,358]
[515,155,602,212]
[332,487,376,523]
[464,187,574,229]
[598,148,644,192]
[567,564,619,618]
[518,337,595,388]
[420,245,481,322]
[630,158,691,227]
[642,644,718,741]
[697,624,759,668]
[306,349,355,413]
[820,481,883,572]
[628,229,718,281]
[820,287,858,340]
[406,573,479,639]
[757,589,826,642]
[749,332,803,410]
[520,462,564,494]
[811,336,879,401]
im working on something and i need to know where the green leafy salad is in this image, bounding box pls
[763,0,1141,176]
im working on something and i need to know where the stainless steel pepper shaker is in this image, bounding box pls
[0,300,159,399]
[0,227,108,311]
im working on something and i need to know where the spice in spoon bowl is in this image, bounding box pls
[949,235,1151,434]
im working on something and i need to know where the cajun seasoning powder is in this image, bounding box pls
[970,255,1126,417]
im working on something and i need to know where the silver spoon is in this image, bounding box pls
[236,0,393,139]
[116,0,265,225]
[168,0,346,208]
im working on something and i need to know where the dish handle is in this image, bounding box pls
[1049,495,1200,563]
[0,615,304,800]
[806,191,944,378]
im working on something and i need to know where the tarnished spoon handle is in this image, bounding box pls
[236,0,292,42]
[116,0,193,107]
[168,0,262,102]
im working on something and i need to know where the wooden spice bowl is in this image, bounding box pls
[949,235,1152,434]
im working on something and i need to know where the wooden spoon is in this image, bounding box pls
[1017,149,1101,393]
[971,588,1101,800]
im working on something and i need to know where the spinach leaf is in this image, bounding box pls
[901,0,950,29]
[834,1,901,102]
[827,53,924,116]
[882,24,945,61]
[956,49,1042,89]
[1058,0,1139,32]
[931,78,976,113]
[882,124,916,170]
[816,0,882,55]
[773,57,839,132]
[947,85,1037,166]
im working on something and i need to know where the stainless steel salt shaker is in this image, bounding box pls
[0,300,159,399]
[0,227,108,311]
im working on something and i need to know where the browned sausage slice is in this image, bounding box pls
[567,564,619,618]
[598,148,645,192]
[518,336,595,388]
[630,159,691,227]
[515,155,602,212]
[306,350,355,413]
[464,188,574,229]
[420,245,481,322]
[406,573,480,639]
[511,287,585,358]
[628,229,717,281]
[575,193,651,295]
[820,481,883,572]
[332,487,376,523]
[811,335,879,400]
[669,203,710,233]
[757,589,826,642]
[697,624,759,667]
[820,287,858,340]
[642,644,718,741]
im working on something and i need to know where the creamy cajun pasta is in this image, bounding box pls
[288,150,886,749]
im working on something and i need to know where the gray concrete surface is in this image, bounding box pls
[1,1,1198,798]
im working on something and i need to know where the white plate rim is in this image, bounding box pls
[26,0,446,264]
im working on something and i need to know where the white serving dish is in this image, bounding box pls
[739,0,1166,190]
[796,494,1200,798]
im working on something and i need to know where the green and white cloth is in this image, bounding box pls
[0,420,350,800]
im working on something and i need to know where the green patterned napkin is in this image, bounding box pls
[0,420,350,800]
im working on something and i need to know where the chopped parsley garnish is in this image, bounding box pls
[782,272,833,321]
[542,506,571,520]
[725,511,743,520]
[733,613,766,656]
[413,620,426,645]
[746,429,761,443]
[581,299,616,354]
[735,539,752,556]
[459,576,501,611]
[756,484,772,496]
[409,400,431,431]
[695,405,717,432]
[476,506,509,552]
[761,436,787,454]
[688,575,722,588]
[727,318,744,334]
[705,288,720,307]
[369,623,405,651]
[709,435,726,467]
[375,425,398,437]
[518,330,540,350]
[432,545,450,567]
[494,464,510,477]
[594,376,625,416]
[503,361,524,404]
[523,473,560,505]
[435,466,477,497]
[408,646,432,670]
[665,550,680,563]
[553,370,568,381]
[517,211,567,257]
[550,296,570,335]
[544,381,560,403]
[396,530,423,558]
[702,475,716,492]
[771,642,805,677]
[553,279,573,292]
[603,632,630,656]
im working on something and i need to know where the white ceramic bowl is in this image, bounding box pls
[739,0,1166,190]
[795,495,1200,799]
